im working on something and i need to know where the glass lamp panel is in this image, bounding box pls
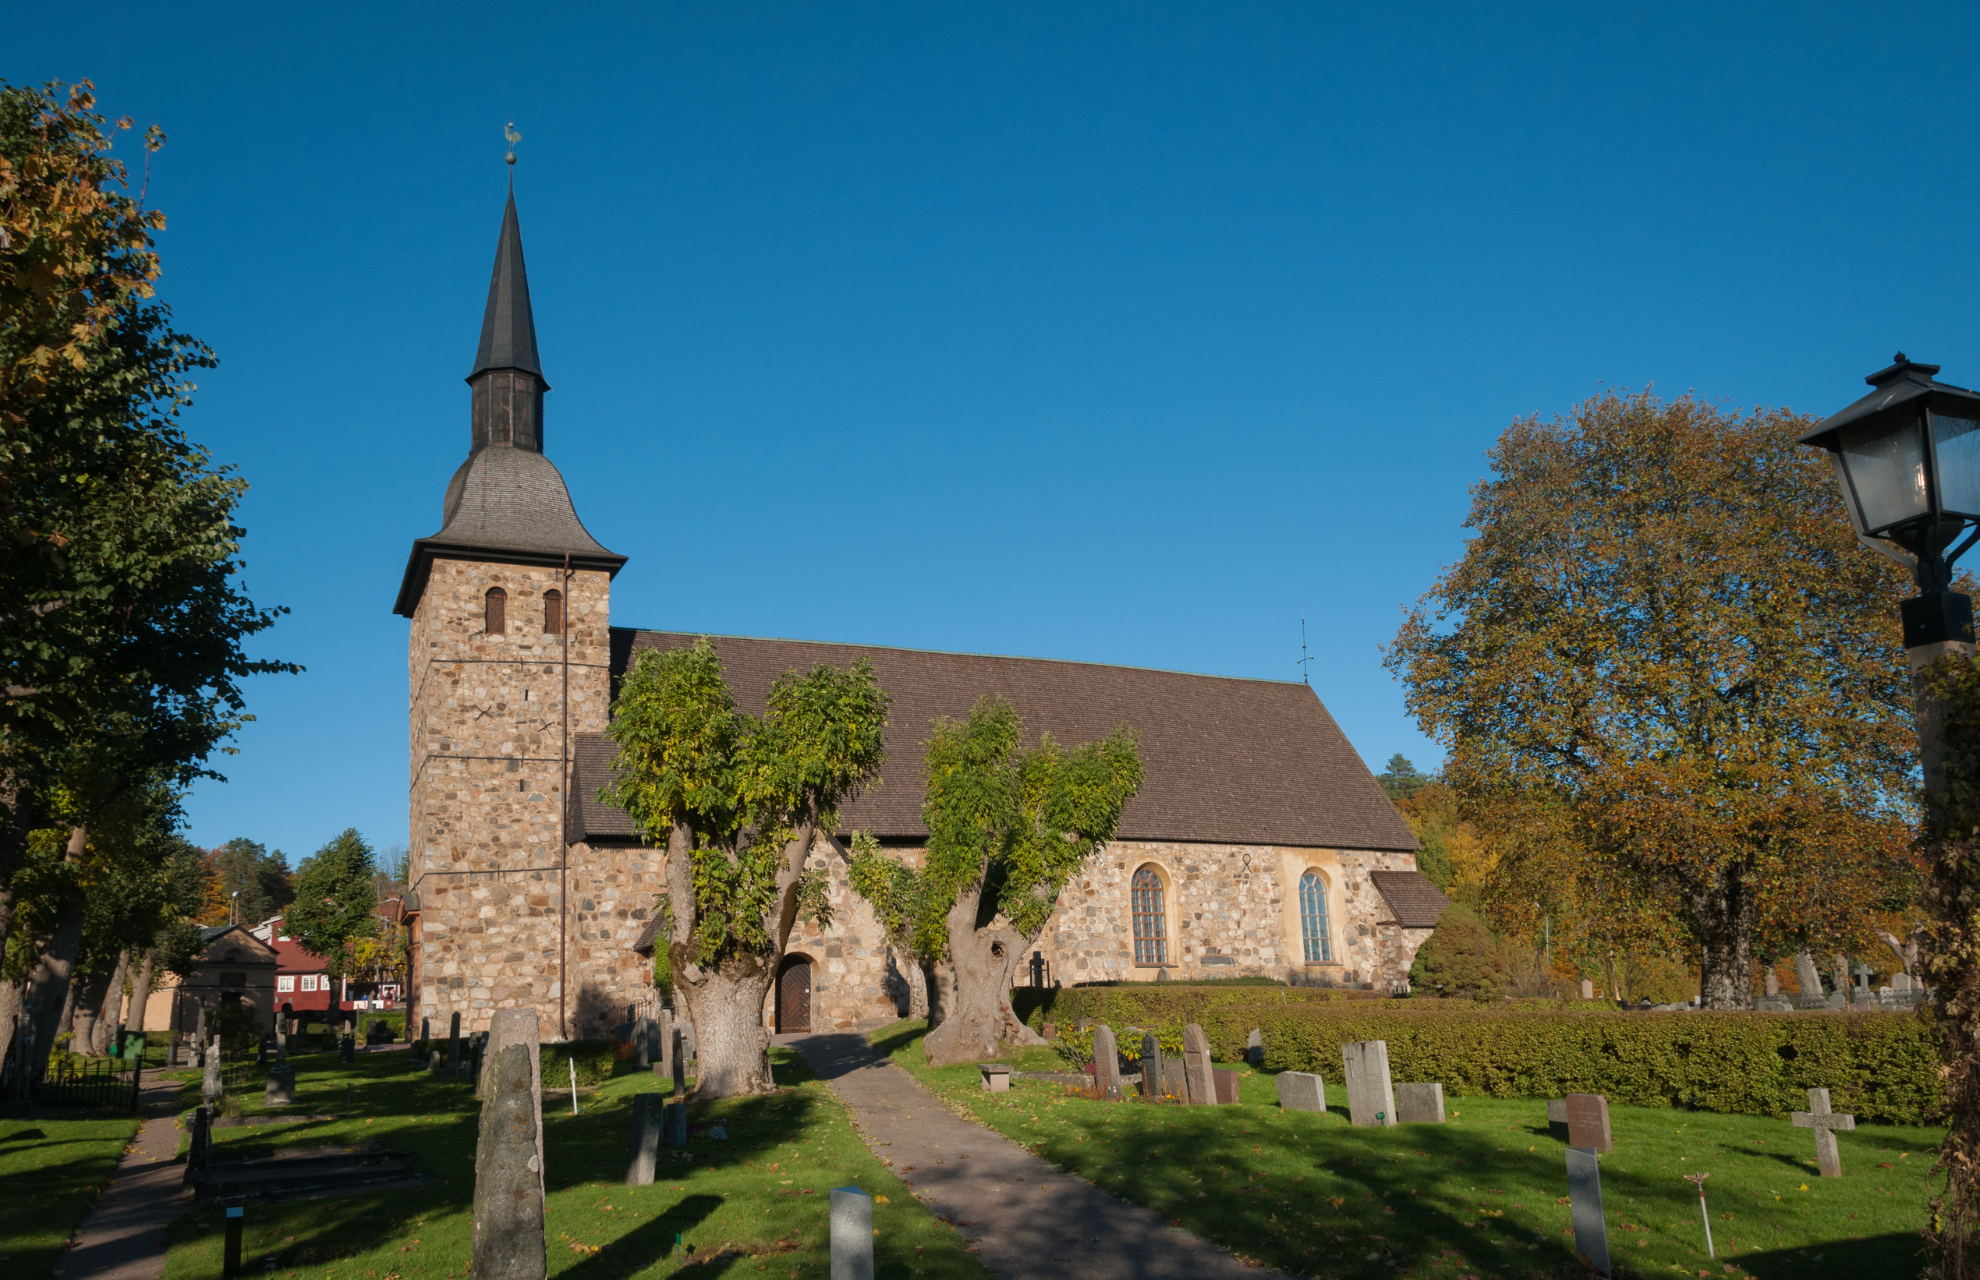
[1933,412,1980,518]
[1839,414,1929,532]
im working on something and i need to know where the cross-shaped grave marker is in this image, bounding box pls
[1791,1087,1856,1177]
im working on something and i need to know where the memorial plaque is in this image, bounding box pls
[1565,1093,1612,1153]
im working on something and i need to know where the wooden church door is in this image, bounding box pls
[777,957,811,1033]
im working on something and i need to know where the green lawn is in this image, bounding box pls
[165,1046,990,1280]
[875,1019,1943,1279]
[0,1111,145,1280]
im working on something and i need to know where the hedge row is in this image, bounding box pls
[1012,983,1376,1031]
[541,1039,618,1088]
[1182,1001,1942,1125]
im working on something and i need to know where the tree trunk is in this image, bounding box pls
[921,959,949,1028]
[923,889,1047,1066]
[127,951,157,1035]
[71,965,115,1059]
[1690,861,1758,1010]
[0,980,22,1057]
[899,949,928,1020]
[0,774,38,964]
[95,951,131,1055]
[27,829,89,1077]
[672,950,776,1097]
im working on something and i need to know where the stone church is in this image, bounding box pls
[396,191,1446,1041]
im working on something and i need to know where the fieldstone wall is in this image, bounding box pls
[763,839,902,1032]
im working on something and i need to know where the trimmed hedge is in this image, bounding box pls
[1012,983,1376,1032]
[541,1039,617,1088]
[1186,1000,1942,1125]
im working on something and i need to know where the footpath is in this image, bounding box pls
[59,1070,187,1280]
[790,1032,1286,1280]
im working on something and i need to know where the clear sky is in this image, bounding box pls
[11,4,1980,865]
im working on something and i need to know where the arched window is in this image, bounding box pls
[542,589,563,637]
[1299,870,1333,963]
[1130,865,1168,965]
[484,587,506,636]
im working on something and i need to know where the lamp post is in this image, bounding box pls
[1800,353,1980,1278]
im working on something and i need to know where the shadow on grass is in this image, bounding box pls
[560,1193,722,1280]
[1736,1230,1926,1279]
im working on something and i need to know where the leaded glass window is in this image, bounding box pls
[1299,871,1332,963]
[1130,865,1167,965]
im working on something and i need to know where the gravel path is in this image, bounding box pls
[60,1071,187,1280]
[790,1032,1285,1280]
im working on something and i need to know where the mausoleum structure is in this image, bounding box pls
[397,189,1444,1041]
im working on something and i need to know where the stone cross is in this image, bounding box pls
[1791,1088,1856,1178]
[830,1185,875,1280]
[626,1093,664,1185]
[203,1034,224,1106]
[1564,1146,1612,1277]
[1565,1093,1612,1153]
[1275,1071,1326,1112]
[1395,1082,1445,1123]
[1341,1040,1396,1127]
[1139,1033,1165,1100]
[472,1008,546,1280]
[1091,1024,1122,1100]
[1182,1023,1215,1105]
[449,1012,462,1074]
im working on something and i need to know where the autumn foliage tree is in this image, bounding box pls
[1385,390,1922,1009]
[605,639,888,1097]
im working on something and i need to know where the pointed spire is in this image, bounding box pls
[468,190,545,384]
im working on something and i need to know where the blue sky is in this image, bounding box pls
[11,4,1980,865]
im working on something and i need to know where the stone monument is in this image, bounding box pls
[1275,1071,1327,1112]
[1182,1023,1215,1105]
[1341,1040,1396,1127]
[1791,1088,1856,1178]
[1565,1093,1612,1153]
[203,1034,224,1106]
[1396,1082,1445,1123]
[471,1008,546,1280]
[1139,1033,1165,1099]
[626,1093,664,1186]
[830,1185,875,1280]
[1091,1024,1122,1100]
[1565,1146,1611,1277]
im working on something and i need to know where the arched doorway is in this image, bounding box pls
[776,955,813,1033]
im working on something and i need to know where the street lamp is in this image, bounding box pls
[1798,353,1980,648]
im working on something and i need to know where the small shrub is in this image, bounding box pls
[1014,982,1371,1032]
[542,1039,616,1087]
[1409,905,1509,998]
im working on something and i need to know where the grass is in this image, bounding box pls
[163,1045,991,1280]
[0,1111,144,1280]
[874,1019,1946,1279]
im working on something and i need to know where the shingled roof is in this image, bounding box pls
[1369,870,1451,928]
[569,629,1419,852]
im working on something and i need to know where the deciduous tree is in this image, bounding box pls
[605,639,888,1097]
[1385,390,1922,1009]
[284,829,378,985]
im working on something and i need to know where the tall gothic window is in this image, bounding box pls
[484,587,506,636]
[543,589,563,637]
[1299,870,1333,963]
[1130,865,1168,965]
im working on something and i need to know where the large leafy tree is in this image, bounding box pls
[851,696,1143,1066]
[605,639,888,1097]
[201,837,292,926]
[284,829,378,984]
[0,80,294,1056]
[1385,390,1921,1009]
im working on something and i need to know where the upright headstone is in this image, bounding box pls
[471,1033,487,1096]
[203,1034,224,1106]
[183,1105,212,1185]
[1894,972,1914,993]
[1245,1028,1264,1067]
[1139,1033,1166,1100]
[264,1063,295,1106]
[626,1093,664,1185]
[193,1005,208,1068]
[420,1015,431,1053]
[1212,1069,1241,1104]
[1764,970,1781,997]
[449,1012,462,1074]
[829,1185,875,1280]
[1341,1040,1397,1127]
[1396,1082,1445,1123]
[1546,1100,1570,1142]
[635,1016,652,1069]
[1181,1023,1215,1105]
[274,1017,288,1068]
[1578,978,1595,1000]
[654,1010,674,1080]
[670,1028,687,1096]
[1795,952,1825,998]
[430,1048,444,1074]
[1564,1146,1612,1277]
[1565,1093,1612,1153]
[1092,1024,1122,1100]
[471,1008,546,1280]
[339,1030,355,1063]
[1791,1088,1856,1178]
[664,1098,688,1147]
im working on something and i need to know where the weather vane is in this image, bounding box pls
[1296,618,1314,686]
[504,121,521,166]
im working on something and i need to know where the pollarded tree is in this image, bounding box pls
[1385,390,1923,1009]
[605,639,888,1097]
[852,696,1143,1066]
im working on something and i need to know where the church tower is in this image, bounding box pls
[395,189,628,1039]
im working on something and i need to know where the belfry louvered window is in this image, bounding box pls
[1130,865,1168,965]
[542,589,563,637]
[1299,870,1333,963]
[484,587,506,636]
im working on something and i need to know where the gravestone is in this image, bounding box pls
[654,1010,674,1080]
[1795,952,1825,998]
[1181,1023,1215,1105]
[1564,1146,1612,1277]
[1396,1082,1445,1123]
[1791,1088,1856,1178]
[193,1005,208,1067]
[1246,1028,1264,1067]
[1894,972,1914,992]
[1162,1057,1190,1100]
[471,1034,487,1097]
[626,1093,664,1185]
[665,1098,688,1147]
[670,1028,687,1096]
[420,1016,430,1053]
[1764,970,1781,997]
[274,1018,288,1069]
[1276,1071,1326,1112]
[1139,1033,1166,1100]
[634,1016,652,1069]
[264,1066,295,1107]
[339,1030,355,1063]
[1546,1100,1570,1142]
[449,1012,462,1074]
[1091,1024,1122,1100]
[203,1035,224,1105]
[830,1185,875,1280]
[1341,1040,1397,1127]
[430,1049,444,1074]
[1578,979,1594,1000]
[1565,1093,1612,1153]
[183,1106,212,1185]
[471,1008,546,1280]
[1212,1069,1241,1104]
